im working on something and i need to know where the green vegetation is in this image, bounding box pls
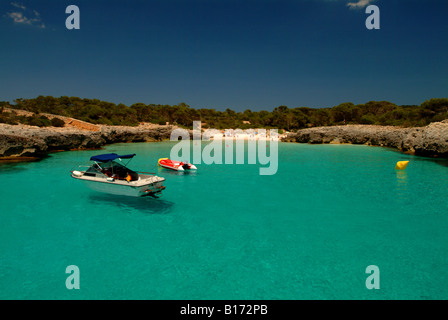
[0,109,60,127]
[50,117,66,127]
[2,96,447,130]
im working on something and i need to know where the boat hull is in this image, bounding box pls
[72,173,165,197]
[159,163,184,171]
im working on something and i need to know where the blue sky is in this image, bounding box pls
[1,0,447,111]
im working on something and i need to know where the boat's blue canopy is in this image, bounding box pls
[90,153,136,162]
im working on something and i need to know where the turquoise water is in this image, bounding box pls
[1,141,448,299]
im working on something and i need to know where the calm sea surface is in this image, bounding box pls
[1,141,447,299]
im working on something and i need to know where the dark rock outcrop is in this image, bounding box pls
[0,134,48,158]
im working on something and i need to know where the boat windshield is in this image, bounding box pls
[87,161,139,181]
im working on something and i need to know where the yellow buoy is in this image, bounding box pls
[395,161,409,170]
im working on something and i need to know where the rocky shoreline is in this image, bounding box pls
[1,120,448,161]
[282,120,448,158]
[0,123,177,160]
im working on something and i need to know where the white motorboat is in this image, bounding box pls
[71,153,166,197]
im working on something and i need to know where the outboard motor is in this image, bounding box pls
[182,162,189,170]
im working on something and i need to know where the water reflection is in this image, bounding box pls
[387,149,448,168]
[0,161,29,173]
[88,193,175,215]
[416,157,448,168]
[157,167,198,177]
[395,170,408,196]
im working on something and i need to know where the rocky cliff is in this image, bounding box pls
[282,120,448,157]
[0,123,177,160]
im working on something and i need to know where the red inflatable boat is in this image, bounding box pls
[158,158,197,171]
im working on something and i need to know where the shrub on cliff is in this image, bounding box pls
[419,98,448,124]
[360,115,376,125]
[50,118,65,127]
[0,112,18,125]
[27,115,51,127]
